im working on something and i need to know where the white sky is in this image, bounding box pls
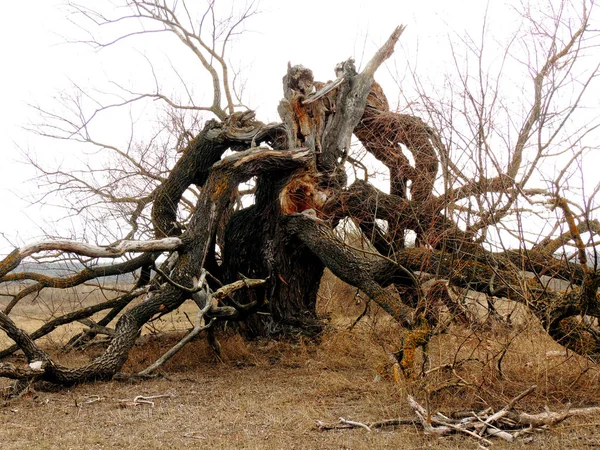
[0,0,597,254]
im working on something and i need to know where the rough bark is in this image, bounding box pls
[222,180,325,337]
[284,213,414,326]
[151,112,285,238]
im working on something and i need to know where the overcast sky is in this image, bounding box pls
[0,0,597,253]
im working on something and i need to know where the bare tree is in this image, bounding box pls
[0,0,599,389]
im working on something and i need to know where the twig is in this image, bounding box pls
[435,419,494,446]
[338,417,371,432]
[183,432,207,440]
[408,396,452,435]
[76,395,104,407]
[116,393,174,407]
[134,394,174,401]
[480,385,536,433]
[316,417,418,431]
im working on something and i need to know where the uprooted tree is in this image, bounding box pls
[1,0,599,388]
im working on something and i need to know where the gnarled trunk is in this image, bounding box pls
[222,174,325,337]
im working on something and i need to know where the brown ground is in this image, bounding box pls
[1,277,600,449]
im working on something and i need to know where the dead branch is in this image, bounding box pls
[0,239,179,282]
[315,417,418,431]
[22,237,181,260]
[138,276,266,376]
[76,395,105,407]
[480,385,537,429]
[137,294,212,376]
[507,408,570,427]
[338,417,372,432]
[318,386,594,444]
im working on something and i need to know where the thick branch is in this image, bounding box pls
[151,113,285,237]
[321,27,406,172]
[284,213,413,326]
[0,240,179,280]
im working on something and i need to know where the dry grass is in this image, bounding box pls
[1,275,600,448]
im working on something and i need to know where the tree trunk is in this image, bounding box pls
[222,173,325,338]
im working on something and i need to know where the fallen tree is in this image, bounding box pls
[0,0,599,391]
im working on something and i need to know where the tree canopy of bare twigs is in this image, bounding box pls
[1,0,599,392]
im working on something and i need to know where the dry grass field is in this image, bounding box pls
[1,273,600,449]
